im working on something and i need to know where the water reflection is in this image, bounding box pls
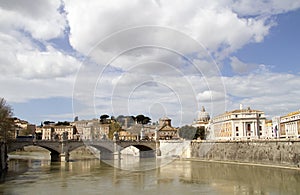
[1,157,300,195]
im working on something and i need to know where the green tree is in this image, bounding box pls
[0,98,14,141]
[178,125,197,140]
[108,121,121,140]
[196,126,206,140]
[135,115,151,124]
[100,114,110,124]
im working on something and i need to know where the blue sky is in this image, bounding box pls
[1,1,300,126]
[233,10,300,74]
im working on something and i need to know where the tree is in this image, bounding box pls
[135,115,151,124]
[55,121,70,126]
[142,116,151,124]
[100,114,110,124]
[108,121,121,140]
[0,98,14,141]
[136,115,145,124]
[178,125,197,140]
[196,126,206,140]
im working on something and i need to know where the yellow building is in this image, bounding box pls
[280,110,300,138]
[211,106,266,140]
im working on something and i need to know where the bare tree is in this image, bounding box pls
[0,98,14,141]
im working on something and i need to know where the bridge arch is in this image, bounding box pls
[120,144,156,158]
[7,141,62,162]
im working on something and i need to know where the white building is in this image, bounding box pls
[211,106,266,140]
[280,110,300,138]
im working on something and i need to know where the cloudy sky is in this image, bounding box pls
[1,0,300,126]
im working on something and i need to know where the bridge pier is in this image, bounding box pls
[50,152,60,162]
[50,152,70,162]
[60,152,70,162]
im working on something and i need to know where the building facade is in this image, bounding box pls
[41,124,78,140]
[280,110,300,138]
[157,117,178,140]
[73,119,110,141]
[211,106,266,140]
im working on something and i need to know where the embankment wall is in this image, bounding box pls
[190,140,300,168]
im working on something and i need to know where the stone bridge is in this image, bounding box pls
[8,140,84,162]
[7,139,161,162]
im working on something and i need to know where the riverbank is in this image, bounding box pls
[190,139,300,169]
[183,158,300,171]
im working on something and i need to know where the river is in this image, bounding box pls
[1,153,300,195]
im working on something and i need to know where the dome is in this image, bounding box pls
[197,106,210,122]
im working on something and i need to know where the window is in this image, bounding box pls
[247,124,251,131]
[236,126,239,131]
[236,133,239,136]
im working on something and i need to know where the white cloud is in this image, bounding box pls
[1,0,300,125]
[0,0,82,104]
[0,0,66,40]
[0,76,75,103]
[64,0,277,57]
[230,56,259,74]
[224,72,300,117]
[232,0,300,16]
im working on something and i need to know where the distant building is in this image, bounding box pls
[72,119,110,141]
[13,117,36,137]
[122,123,156,140]
[264,120,274,138]
[280,110,300,138]
[157,117,178,140]
[211,106,266,140]
[41,122,78,140]
[192,106,211,139]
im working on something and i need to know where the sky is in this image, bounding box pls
[1,0,300,126]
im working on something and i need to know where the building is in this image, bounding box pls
[41,122,78,140]
[72,119,110,141]
[192,106,211,139]
[280,110,300,138]
[211,106,266,140]
[264,120,274,138]
[157,117,178,140]
[13,117,36,137]
[272,116,280,138]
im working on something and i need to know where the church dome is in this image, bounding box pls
[197,106,210,122]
